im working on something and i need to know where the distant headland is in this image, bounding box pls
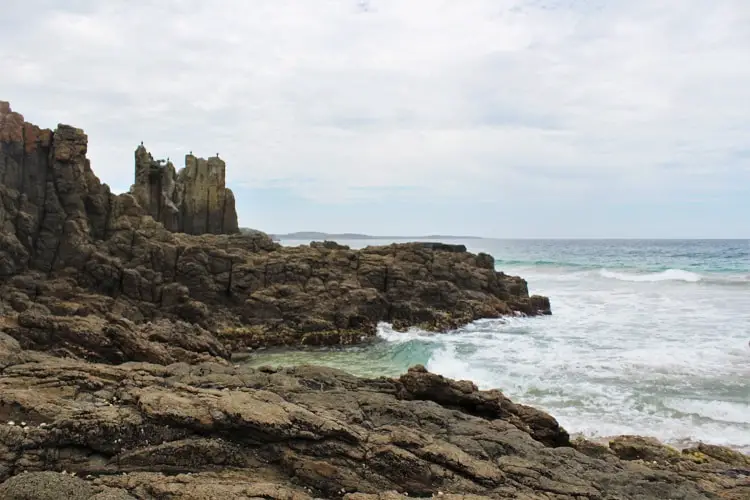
[262,231,484,241]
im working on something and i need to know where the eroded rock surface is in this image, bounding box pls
[4,100,743,499]
[0,101,550,359]
[0,336,746,500]
[131,146,239,235]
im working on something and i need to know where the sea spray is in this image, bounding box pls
[258,238,750,453]
[599,268,703,283]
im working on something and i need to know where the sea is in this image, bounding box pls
[247,239,750,453]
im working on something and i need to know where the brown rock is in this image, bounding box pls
[131,146,239,235]
[0,350,745,499]
[0,101,552,362]
[0,99,549,362]
[2,100,748,500]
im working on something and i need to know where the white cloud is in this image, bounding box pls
[1,0,748,204]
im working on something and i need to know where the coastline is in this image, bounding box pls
[1,101,748,498]
[1,335,748,499]
[235,339,750,456]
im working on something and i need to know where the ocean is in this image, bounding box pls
[248,239,750,452]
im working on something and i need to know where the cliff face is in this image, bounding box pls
[131,145,239,235]
[0,100,550,357]
[0,101,114,276]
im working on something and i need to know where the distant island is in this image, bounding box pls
[264,231,483,241]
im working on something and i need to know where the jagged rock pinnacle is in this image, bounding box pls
[130,144,239,235]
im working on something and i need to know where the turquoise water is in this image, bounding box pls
[486,239,749,274]
[248,239,750,452]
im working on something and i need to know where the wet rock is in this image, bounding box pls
[0,351,746,499]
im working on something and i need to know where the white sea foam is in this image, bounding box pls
[425,345,499,388]
[392,259,750,453]
[280,239,750,453]
[599,268,702,283]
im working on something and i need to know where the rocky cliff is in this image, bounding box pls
[0,100,550,357]
[0,101,748,499]
[131,146,239,235]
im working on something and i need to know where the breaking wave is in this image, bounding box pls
[595,268,749,287]
[599,268,702,283]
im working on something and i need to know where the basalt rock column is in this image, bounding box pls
[2,100,552,351]
[179,153,239,235]
[0,101,113,276]
[130,147,239,235]
[132,145,180,232]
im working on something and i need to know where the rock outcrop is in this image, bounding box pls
[0,100,550,358]
[1,101,748,499]
[131,146,239,235]
[0,335,747,500]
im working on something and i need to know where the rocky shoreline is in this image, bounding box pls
[1,338,748,500]
[0,101,748,499]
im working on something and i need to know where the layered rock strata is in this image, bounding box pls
[0,336,747,500]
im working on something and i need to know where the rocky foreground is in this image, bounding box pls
[1,334,748,500]
[0,101,748,498]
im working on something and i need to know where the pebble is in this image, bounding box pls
[8,421,15,426]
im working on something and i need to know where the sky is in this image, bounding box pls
[1,0,749,238]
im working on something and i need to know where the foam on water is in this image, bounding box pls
[599,268,703,283]
[256,239,750,453]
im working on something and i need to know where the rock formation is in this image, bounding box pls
[0,100,550,355]
[131,145,239,235]
[4,101,746,498]
[0,335,748,499]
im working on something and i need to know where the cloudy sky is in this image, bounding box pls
[1,0,748,238]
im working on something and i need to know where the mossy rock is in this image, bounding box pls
[609,436,682,463]
[682,449,711,464]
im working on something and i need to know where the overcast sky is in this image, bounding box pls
[1,0,748,237]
